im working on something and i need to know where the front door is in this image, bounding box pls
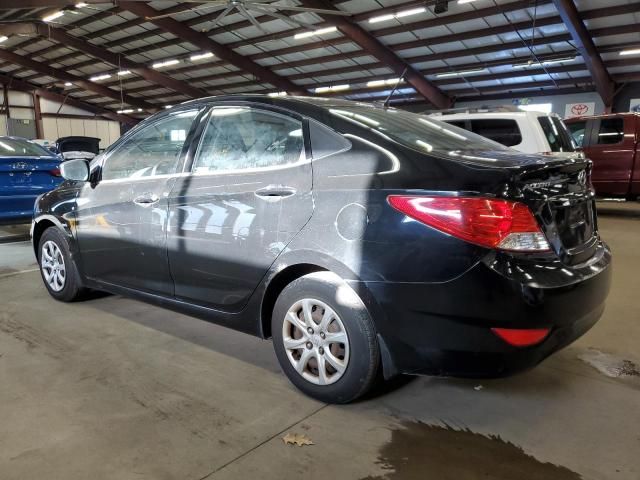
[586,116,635,196]
[167,104,313,312]
[75,109,202,294]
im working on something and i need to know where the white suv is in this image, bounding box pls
[431,110,579,158]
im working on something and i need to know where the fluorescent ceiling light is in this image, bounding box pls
[117,109,133,114]
[294,26,337,40]
[367,78,403,87]
[89,73,111,81]
[64,82,72,86]
[75,2,88,7]
[435,68,487,78]
[315,84,350,93]
[165,105,173,109]
[458,0,477,4]
[268,91,287,97]
[369,7,425,23]
[190,52,214,61]
[42,10,65,22]
[620,48,640,56]
[0,36,8,43]
[117,70,131,76]
[395,7,426,18]
[153,59,180,69]
[137,108,143,112]
[512,56,575,67]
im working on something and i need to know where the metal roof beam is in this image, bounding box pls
[299,0,450,108]
[0,48,155,112]
[22,22,208,99]
[552,0,615,107]
[118,1,304,95]
[0,73,136,124]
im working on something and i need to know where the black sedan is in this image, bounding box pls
[32,96,611,403]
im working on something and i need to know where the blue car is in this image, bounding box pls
[0,136,63,224]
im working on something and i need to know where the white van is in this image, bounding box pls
[431,109,580,158]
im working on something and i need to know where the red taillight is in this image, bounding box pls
[491,328,550,347]
[50,168,61,177]
[387,195,550,252]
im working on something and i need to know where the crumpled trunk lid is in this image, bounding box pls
[514,159,598,265]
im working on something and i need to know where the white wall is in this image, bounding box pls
[0,90,122,147]
[39,97,121,148]
[42,117,121,148]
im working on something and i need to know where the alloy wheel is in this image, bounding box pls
[282,298,350,385]
[41,240,66,292]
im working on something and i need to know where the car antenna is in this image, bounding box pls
[383,68,408,109]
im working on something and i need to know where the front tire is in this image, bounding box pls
[272,272,380,403]
[38,227,85,302]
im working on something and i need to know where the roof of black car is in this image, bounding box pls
[179,94,387,111]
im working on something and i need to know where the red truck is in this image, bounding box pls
[565,113,640,199]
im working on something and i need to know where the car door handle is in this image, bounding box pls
[133,193,160,206]
[254,185,296,199]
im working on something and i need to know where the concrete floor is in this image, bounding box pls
[0,210,639,480]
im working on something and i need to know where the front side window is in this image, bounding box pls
[469,119,522,147]
[597,118,624,145]
[101,110,198,181]
[537,116,576,152]
[567,121,587,147]
[193,107,304,173]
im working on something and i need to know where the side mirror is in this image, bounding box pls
[60,158,90,182]
[47,146,59,154]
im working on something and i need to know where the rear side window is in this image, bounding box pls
[469,119,522,147]
[537,116,576,152]
[193,107,304,173]
[597,118,624,145]
[567,121,587,147]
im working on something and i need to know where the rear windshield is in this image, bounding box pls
[537,116,576,152]
[328,107,507,153]
[0,137,54,157]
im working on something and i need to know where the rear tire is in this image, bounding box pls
[271,271,380,403]
[38,227,86,302]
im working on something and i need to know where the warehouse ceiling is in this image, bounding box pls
[0,0,639,120]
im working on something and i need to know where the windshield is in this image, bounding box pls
[537,116,576,152]
[328,106,508,153]
[0,137,54,157]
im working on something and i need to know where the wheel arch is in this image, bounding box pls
[260,263,328,340]
[259,259,399,380]
[31,218,58,257]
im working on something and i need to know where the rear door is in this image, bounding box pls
[0,138,61,221]
[583,116,634,196]
[167,104,313,313]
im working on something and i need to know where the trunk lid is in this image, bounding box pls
[438,149,597,265]
[515,159,598,265]
[0,155,62,196]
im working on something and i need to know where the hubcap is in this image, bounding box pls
[282,298,350,385]
[41,240,66,292]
